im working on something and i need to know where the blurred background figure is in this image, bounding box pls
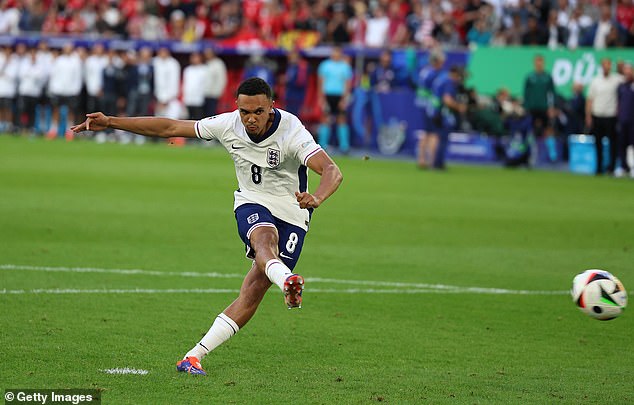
[17,46,44,133]
[416,48,446,169]
[243,53,276,88]
[586,58,624,175]
[616,63,634,177]
[433,66,468,170]
[317,45,353,153]
[182,51,207,120]
[134,47,154,117]
[0,45,19,132]
[84,43,108,115]
[284,48,308,117]
[34,41,53,136]
[153,46,180,118]
[523,54,555,139]
[203,47,227,117]
[47,42,82,140]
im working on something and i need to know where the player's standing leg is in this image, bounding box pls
[177,227,303,375]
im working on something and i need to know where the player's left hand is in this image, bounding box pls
[295,191,321,209]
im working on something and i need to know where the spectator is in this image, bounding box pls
[588,4,618,49]
[348,1,368,47]
[523,54,555,138]
[133,47,154,117]
[0,46,18,131]
[467,17,493,46]
[122,50,140,117]
[127,2,167,40]
[505,13,524,45]
[284,48,309,117]
[522,16,548,45]
[387,1,409,47]
[18,47,45,132]
[365,6,389,48]
[616,63,634,177]
[434,17,463,48]
[586,58,624,175]
[47,42,83,139]
[202,48,227,118]
[546,9,567,49]
[243,54,276,88]
[20,0,46,31]
[84,43,108,114]
[153,47,180,117]
[317,45,353,153]
[326,9,350,45]
[34,40,53,135]
[0,0,20,34]
[182,52,207,120]
[101,49,123,118]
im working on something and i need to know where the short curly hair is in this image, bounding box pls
[236,77,273,100]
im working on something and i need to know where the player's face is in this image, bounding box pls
[237,94,274,138]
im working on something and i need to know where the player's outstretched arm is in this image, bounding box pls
[295,150,343,209]
[71,112,198,138]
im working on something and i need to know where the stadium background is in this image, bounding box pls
[0,0,633,170]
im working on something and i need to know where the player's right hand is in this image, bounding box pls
[70,112,110,133]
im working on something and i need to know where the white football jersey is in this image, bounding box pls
[195,108,322,231]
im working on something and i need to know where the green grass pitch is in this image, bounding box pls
[1,135,633,403]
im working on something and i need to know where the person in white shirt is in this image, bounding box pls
[34,41,54,135]
[71,77,343,377]
[0,46,19,131]
[152,46,180,117]
[586,58,624,175]
[182,52,207,120]
[365,6,390,47]
[18,47,45,131]
[203,47,227,117]
[48,43,83,138]
[84,43,108,114]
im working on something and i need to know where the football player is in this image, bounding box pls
[71,77,343,375]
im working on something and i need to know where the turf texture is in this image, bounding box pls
[1,135,633,404]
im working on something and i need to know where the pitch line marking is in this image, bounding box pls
[0,263,570,295]
[101,368,149,375]
[0,288,568,295]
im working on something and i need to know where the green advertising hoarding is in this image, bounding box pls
[467,46,634,98]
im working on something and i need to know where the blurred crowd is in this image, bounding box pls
[2,0,633,49]
[0,40,227,141]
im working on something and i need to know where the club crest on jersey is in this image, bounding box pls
[247,213,259,224]
[267,148,281,169]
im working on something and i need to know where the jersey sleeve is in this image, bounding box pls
[288,124,322,166]
[195,113,231,141]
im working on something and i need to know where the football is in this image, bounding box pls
[571,269,628,320]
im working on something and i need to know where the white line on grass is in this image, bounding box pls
[101,368,149,375]
[0,287,569,296]
[0,263,570,295]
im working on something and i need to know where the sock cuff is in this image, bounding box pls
[217,313,239,335]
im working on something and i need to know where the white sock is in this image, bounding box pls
[265,259,293,291]
[184,313,239,360]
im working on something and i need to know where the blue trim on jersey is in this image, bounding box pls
[247,108,282,144]
[298,165,308,193]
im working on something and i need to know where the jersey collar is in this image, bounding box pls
[246,108,281,144]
